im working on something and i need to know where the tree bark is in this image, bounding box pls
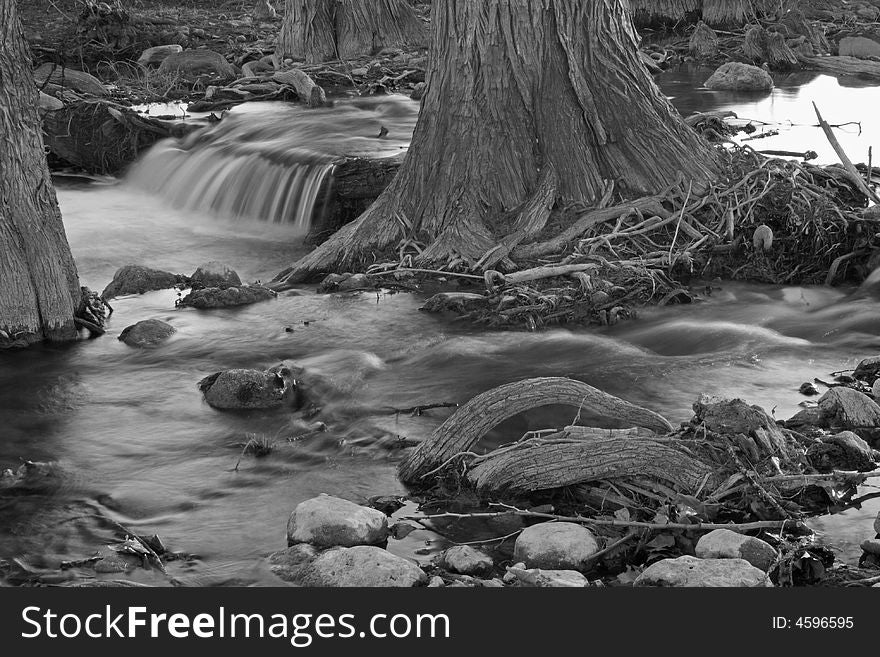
[273,0,718,285]
[628,0,702,28]
[278,0,426,63]
[0,0,80,347]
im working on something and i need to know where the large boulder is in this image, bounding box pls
[178,285,276,309]
[806,430,877,472]
[695,529,777,571]
[287,494,389,548]
[634,556,773,587]
[817,387,880,431]
[704,62,774,91]
[137,44,184,67]
[439,546,494,576]
[34,63,107,96]
[296,546,426,587]
[158,49,237,80]
[190,261,241,288]
[838,36,880,60]
[513,522,599,571]
[854,355,880,384]
[198,365,296,410]
[118,319,176,348]
[101,265,185,299]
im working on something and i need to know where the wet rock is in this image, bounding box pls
[198,365,296,410]
[861,539,880,556]
[695,529,777,571]
[854,356,880,384]
[268,544,318,582]
[297,546,426,587]
[93,547,142,574]
[178,284,276,309]
[817,387,880,431]
[118,319,176,348]
[513,522,599,571]
[420,292,488,314]
[694,395,789,455]
[799,382,820,396]
[0,461,58,492]
[806,431,877,472]
[287,494,389,548]
[337,273,371,291]
[439,546,493,576]
[101,265,184,299]
[190,261,241,288]
[634,556,772,587]
[137,44,184,66]
[34,63,108,96]
[704,62,774,91]
[38,92,64,112]
[158,49,237,80]
[507,566,589,587]
[785,406,823,430]
[838,36,880,60]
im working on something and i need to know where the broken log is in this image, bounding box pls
[798,55,880,80]
[398,377,675,483]
[272,69,327,108]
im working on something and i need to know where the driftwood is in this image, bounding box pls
[398,377,675,482]
[813,102,880,204]
[798,55,880,80]
[272,69,327,108]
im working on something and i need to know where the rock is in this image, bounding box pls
[411,82,427,100]
[480,578,505,588]
[875,510,880,536]
[137,44,184,66]
[634,556,773,587]
[297,546,426,587]
[198,365,297,410]
[287,494,389,548]
[420,292,488,314]
[268,544,319,582]
[752,224,773,251]
[695,529,777,571]
[158,49,237,80]
[101,265,184,299]
[439,546,494,576]
[178,284,276,309]
[854,356,880,384]
[861,539,880,556]
[806,431,877,472]
[118,319,176,348]
[427,575,445,587]
[508,566,589,587]
[190,261,241,288]
[817,387,880,431]
[253,0,277,20]
[799,382,820,396]
[785,406,823,429]
[513,522,599,571]
[38,92,64,112]
[34,63,108,96]
[337,273,371,291]
[694,395,789,455]
[704,62,774,91]
[838,36,880,60]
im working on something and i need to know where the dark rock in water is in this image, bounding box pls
[118,319,176,348]
[102,265,186,300]
[784,406,824,432]
[178,284,276,309]
[198,365,297,410]
[158,49,237,80]
[806,431,877,472]
[268,544,318,583]
[817,387,880,433]
[318,273,373,293]
[420,292,488,314]
[799,382,820,396]
[190,261,241,288]
[704,62,774,91]
[854,356,880,385]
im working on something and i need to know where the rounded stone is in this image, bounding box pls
[299,546,426,587]
[440,545,494,576]
[118,319,176,348]
[287,494,389,548]
[695,528,777,571]
[634,555,772,587]
[513,522,599,571]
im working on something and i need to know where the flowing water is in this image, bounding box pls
[2,72,880,585]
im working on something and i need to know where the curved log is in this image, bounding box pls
[466,429,715,494]
[398,377,675,482]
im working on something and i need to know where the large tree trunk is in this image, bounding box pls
[278,0,426,63]
[628,0,702,28]
[0,0,80,347]
[273,0,718,285]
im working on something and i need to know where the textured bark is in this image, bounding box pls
[398,377,675,482]
[278,0,426,63]
[702,0,765,27]
[467,428,715,494]
[0,0,80,346]
[628,0,701,28]
[274,0,718,285]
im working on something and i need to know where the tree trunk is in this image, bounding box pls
[0,0,80,347]
[278,0,426,63]
[701,0,767,28]
[628,0,702,28]
[273,0,718,285]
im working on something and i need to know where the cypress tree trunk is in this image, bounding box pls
[628,0,702,28]
[274,0,718,285]
[0,0,81,347]
[278,0,426,63]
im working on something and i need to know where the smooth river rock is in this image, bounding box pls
[634,555,773,587]
[439,545,494,576]
[190,261,241,288]
[158,49,237,80]
[118,319,176,348]
[507,566,589,587]
[287,494,389,548]
[695,529,777,571]
[137,44,184,66]
[178,284,276,309]
[513,522,599,571]
[101,265,184,299]
[298,546,426,587]
[704,62,774,91]
[198,365,296,410]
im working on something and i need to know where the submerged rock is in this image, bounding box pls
[178,284,276,309]
[287,494,389,548]
[634,555,772,587]
[507,566,589,587]
[513,522,599,571]
[297,546,426,587]
[704,62,774,91]
[198,365,296,410]
[118,319,176,348]
[101,265,185,300]
[190,261,241,288]
[695,529,777,571]
[158,49,237,80]
[439,546,494,577]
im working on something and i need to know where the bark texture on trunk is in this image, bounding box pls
[274,0,718,284]
[279,0,426,63]
[628,0,701,28]
[0,0,80,346]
